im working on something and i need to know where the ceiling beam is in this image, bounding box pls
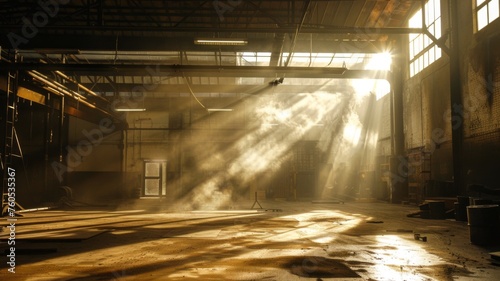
[1,35,386,53]
[79,83,374,94]
[0,25,423,34]
[4,62,388,79]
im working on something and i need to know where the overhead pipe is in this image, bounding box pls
[29,70,82,99]
[54,70,109,103]
[27,70,116,118]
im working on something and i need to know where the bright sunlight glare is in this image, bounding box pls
[168,78,385,209]
[365,52,392,71]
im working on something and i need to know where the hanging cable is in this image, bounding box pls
[284,0,312,67]
[113,35,119,65]
[182,74,206,109]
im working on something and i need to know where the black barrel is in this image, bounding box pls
[456,196,469,222]
[428,201,446,219]
[467,205,500,245]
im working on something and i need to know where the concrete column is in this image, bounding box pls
[449,0,464,194]
[389,41,408,203]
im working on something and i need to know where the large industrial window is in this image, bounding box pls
[476,0,500,31]
[408,0,442,77]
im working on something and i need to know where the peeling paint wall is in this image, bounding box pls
[403,0,500,195]
[462,27,500,188]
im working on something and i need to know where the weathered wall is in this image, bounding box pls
[461,23,500,189]
[65,116,124,202]
[68,116,122,172]
[403,0,500,197]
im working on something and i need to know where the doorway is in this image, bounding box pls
[143,160,167,197]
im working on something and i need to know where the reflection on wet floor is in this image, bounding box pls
[1,202,498,280]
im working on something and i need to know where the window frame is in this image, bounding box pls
[408,0,442,77]
[475,0,500,31]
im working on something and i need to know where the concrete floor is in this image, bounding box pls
[1,200,499,281]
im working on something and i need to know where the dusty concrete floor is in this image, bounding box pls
[1,200,499,281]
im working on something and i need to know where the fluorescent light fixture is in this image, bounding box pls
[114,108,146,112]
[194,38,248,46]
[207,108,234,112]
